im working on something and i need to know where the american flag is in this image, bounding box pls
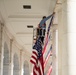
[42,13,54,54]
[30,37,44,75]
[30,13,55,75]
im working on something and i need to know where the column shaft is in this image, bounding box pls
[58,0,76,75]
[52,29,56,75]
[20,50,23,75]
[0,23,4,75]
[9,39,13,75]
[67,0,76,75]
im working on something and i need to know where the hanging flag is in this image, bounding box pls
[42,13,54,54]
[43,13,55,74]
[30,12,55,75]
[45,45,52,60]
[30,37,44,75]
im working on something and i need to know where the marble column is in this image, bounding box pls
[52,25,58,75]
[58,0,76,75]
[58,9,63,75]
[20,50,23,75]
[0,22,2,75]
[66,0,76,75]
[58,7,69,75]
[9,39,13,75]
[0,23,4,75]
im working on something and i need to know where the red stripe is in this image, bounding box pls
[30,60,36,65]
[34,63,38,71]
[33,55,44,75]
[33,68,37,75]
[38,65,42,75]
[31,55,37,61]
[30,50,38,65]
[39,56,44,73]
[32,51,38,56]
[47,66,52,75]
[34,61,42,75]
[44,51,52,67]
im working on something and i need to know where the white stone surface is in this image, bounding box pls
[58,0,76,75]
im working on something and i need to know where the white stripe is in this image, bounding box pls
[32,49,38,54]
[30,57,36,64]
[30,49,38,63]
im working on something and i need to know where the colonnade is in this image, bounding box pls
[1,0,76,75]
[0,23,31,75]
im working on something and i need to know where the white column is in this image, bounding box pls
[66,0,76,75]
[0,23,4,75]
[0,22,2,75]
[58,9,63,75]
[52,29,56,75]
[20,50,23,75]
[58,0,76,75]
[52,25,58,75]
[9,39,13,75]
[58,7,68,75]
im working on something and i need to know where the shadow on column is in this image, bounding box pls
[3,42,9,75]
[13,53,19,75]
[23,60,30,75]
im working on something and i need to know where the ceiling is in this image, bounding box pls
[0,0,57,53]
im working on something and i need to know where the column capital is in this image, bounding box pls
[20,49,23,57]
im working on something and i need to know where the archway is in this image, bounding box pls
[3,42,9,75]
[13,53,19,75]
[23,60,29,75]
